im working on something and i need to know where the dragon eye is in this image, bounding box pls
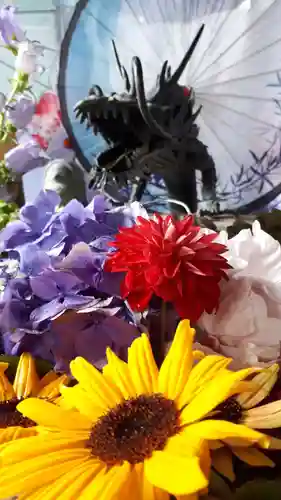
[183,87,191,96]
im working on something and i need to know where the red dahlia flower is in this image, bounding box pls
[105,214,231,321]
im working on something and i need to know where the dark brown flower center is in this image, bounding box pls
[215,397,243,423]
[0,399,35,428]
[87,394,180,465]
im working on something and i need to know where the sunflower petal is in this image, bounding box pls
[128,334,159,394]
[33,460,105,500]
[0,455,89,498]
[178,355,231,408]
[60,384,105,422]
[244,401,281,429]
[237,365,279,410]
[105,348,136,398]
[0,432,88,466]
[81,461,131,499]
[38,371,60,389]
[176,495,198,500]
[158,320,195,401]
[185,420,269,448]
[211,448,235,482]
[181,369,257,424]
[145,452,208,496]
[0,365,15,402]
[17,398,91,431]
[0,425,36,446]
[36,374,69,400]
[233,447,275,467]
[13,353,40,399]
[70,356,122,409]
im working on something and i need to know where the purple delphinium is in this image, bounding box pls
[0,5,25,46]
[5,138,42,175]
[0,190,148,368]
[6,96,35,129]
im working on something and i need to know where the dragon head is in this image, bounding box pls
[75,24,204,155]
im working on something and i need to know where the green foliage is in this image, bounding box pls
[0,199,19,230]
[0,355,53,380]
[0,160,16,187]
[232,480,281,500]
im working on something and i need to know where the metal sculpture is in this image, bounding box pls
[75,24,217,212]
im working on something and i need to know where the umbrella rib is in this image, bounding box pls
[198,113,243,170]
[192,0,279,85]
[195,67,281,90]
[194,36,281,87]
[189,0,233,82]
[198,95,280,129]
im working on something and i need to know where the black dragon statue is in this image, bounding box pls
[75,24,217,213]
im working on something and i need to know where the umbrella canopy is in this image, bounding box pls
[58,0,281,213]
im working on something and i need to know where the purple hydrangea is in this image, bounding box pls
[0,190,148,369]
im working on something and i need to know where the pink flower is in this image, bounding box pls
[198,221,281,367]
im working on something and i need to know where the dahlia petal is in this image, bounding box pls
[13,352,40,399]
[158,320,195,401]
[144,452,207,496]
[70,357,122,409]
[125,287,153,312]
[233,447,275,467]
[17,398,91,431]
[128,334,159,394]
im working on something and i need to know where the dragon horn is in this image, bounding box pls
[112,40,130,92]
[167,24,204,86]
[132,56,174,140]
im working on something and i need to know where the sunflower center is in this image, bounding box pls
[88,394,180,465]
[216,397,243,423]
[0,399,35,428]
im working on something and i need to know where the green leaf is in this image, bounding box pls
[4,44,18,56]
[207,470,233,500]
[232,480,281,500]
[0,355,53,381]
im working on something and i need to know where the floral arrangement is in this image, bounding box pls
[0,4,74,199]
[0,187,280,499]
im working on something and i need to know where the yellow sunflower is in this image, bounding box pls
[0,320,270,500]
[0,352,68,445]
[210,364,281,481]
